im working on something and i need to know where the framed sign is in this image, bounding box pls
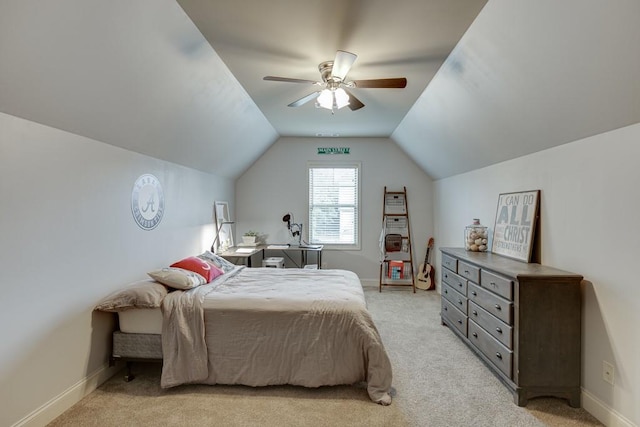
[317,147,350,155]
[491,190,540,262]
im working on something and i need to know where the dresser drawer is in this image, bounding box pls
[481,269,514,300]
[442,282,468,313]
[441,254,458,272]
[439,248,583,407]
[458,261,480,284]
[468,320,513,378]
[441,299,467,336]
[468,301,513,349]
[442,269,467,295]
[467,283,513,325]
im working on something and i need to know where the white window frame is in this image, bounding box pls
[307,161,361,250]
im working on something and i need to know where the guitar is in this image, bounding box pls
[416,238,435,290]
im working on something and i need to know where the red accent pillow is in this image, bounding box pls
[170,256,223,283]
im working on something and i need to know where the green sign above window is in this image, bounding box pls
[317,147,350,155]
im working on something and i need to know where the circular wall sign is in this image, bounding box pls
[131,174,165,230]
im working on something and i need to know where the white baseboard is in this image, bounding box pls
[360,278,379,288]
[582,389,637,427]
[12,363,120,427]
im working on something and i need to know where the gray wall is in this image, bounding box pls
[433,123,640,427]
[235,137,434,283]
[0,112,233,426]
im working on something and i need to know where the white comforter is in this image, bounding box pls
[161,267,393,404]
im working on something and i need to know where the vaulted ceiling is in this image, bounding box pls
[177,0,487,138]
[1,1,639,180]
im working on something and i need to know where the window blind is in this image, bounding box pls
[308,164,359,246]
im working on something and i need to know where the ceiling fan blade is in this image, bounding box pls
[343,89,364,111]
[352,78,407,88]
[288,91,320,107]
[263,76,318,84]
[331,50,357,81]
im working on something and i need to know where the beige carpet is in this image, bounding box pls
[48,286,603,427]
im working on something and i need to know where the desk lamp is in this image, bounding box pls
[282,213,303,246]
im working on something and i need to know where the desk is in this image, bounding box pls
[218,245,323,268]
[265,245,323,269]
[219,245,324,268]
[218,246,265,267]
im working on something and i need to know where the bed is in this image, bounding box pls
[100,261,393,405]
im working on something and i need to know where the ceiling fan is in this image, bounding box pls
[263,50,407,112]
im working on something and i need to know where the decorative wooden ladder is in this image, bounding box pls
[379,186,415,292]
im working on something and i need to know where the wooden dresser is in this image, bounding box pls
[439,247,583,407]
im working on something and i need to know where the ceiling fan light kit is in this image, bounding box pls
[263,50,407,113]
[334,88,350,109]
[316,87,350,111]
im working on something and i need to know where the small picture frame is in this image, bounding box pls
[491,190,540,262]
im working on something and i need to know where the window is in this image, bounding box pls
[308,162,360,249]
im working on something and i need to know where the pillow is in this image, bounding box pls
[200,258,234,275]
[170,256,223,283]
[198,251,237,274]
[208,264,225,281]
[147,267,206,290]
[95,280,168,312]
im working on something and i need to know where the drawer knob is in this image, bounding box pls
[472,332,478,338]
[458,282,463,288]
[496,327,502,334]
[457,319,463,325]
[458,299,462,305]
[464,270,470,274]
[471,291,477,296]
[494,304,502,311]
[444,306,448,311]
[445,289,448,294]
[490,281,497,287]
[472,310,478,316]
[496,352,503,360]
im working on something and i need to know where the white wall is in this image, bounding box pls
[433,123,640,427]
[0,112,233,427]
[393,0,640,181]
[0,0,278,179]
[235,137,434,282]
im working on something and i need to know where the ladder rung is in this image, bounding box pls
[381,186,414,292]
